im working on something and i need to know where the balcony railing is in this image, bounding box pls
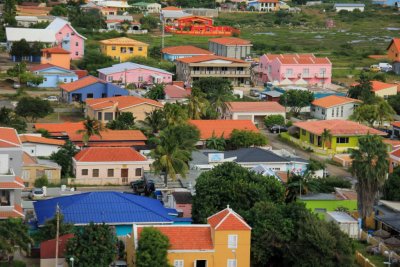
[191,70,250,76]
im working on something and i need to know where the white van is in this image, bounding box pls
[379,63,392,72]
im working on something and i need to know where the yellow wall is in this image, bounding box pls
[167,252,215,267]
[373,86,398,99]
[213,230,251,267]
[41,53,70,69]
[22,166,61,187]
[100,44,148,62]
[86,104,162,123]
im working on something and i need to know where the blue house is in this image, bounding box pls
[161,45,214,62]
[372,0,400,6]
[33,191,190,236]
[60,75,128,103]
[30,64,78,88]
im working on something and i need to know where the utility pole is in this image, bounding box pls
[55,204,60,267]
[161,13,165,58]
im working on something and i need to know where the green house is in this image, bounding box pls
[294,119,386,152]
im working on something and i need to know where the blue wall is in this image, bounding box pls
[31,67,78,88]
[372,0,399,5]
[67,82,128,103]
[163,53,206,62]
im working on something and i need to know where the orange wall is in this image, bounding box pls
[41,53,70,69]
[387,43,400,62]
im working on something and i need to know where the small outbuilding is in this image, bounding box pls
[334,3,365,12]
[325,211,359,238]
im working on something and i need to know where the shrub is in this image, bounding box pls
[264,114,285,128]
[313,176,352,193]
[34,175,49,188]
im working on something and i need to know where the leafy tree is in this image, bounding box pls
[383,167,400,201]
[66,223,117,267]
[15,97,53,122]
[312,176,352,193]
[144,84,165,100]
[77,50,115,76]
[388,94,400,115]
[3,0,17,26]
[136,227,170,267]
[50,141,79,178]
[50,5,68,16]
[285,172,319,203]
[140,109,166,135]
[205,133,226,151]
[350,135,388,227]
[33,213,74,243]
[348,73,375,104]
[69,8,105,30]
[264,114,285,128]
[34,175,49,188]
[376,100,395,126]
[139,15,159,31]
[35,128,51,138]
[187,87,209,120]
[0,218,32,259]
[163,103,188,126]
[320,128,332,150]
[106,112,136,130]
[0,107,27,133]
[77,117,103,146]
[192,162,285,223]
[21,72,44,86]
[6,62,27,77]
[10,39,31,58]
[228,129,268,149]
[351,99,395,127]
[278,90,314,116]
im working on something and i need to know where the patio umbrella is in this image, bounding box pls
[373,229,391,239]
[384,237,400,247]
[294,78,308,85]
[280,78,293,86]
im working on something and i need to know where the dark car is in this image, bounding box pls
[131,178,155,196]
[269,125,288,134]
[377,128,393,138]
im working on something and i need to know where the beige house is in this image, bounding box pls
[208,37,252,59]
[370,80,398,99]
[175,55,251,86]
[85,96,163,123]
[22,152,61,187]
[72,147,151,185]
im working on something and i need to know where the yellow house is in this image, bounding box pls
[85,96,163,123]
[126,207,251,267]
[99,37,149,62]
[22,152,61,187]
[370,80,398,99]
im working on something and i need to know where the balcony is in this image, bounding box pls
[315,73,329,78]
[191,70,250,77]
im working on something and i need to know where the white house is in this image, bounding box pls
[19,134,65,157]
[5,28,56,51]
[334,3,365,12]
[310,95,361,120]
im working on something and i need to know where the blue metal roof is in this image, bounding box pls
[334,3,365,7]
[33,192,179,226]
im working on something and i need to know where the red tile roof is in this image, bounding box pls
[86,96,163,111]
[19,135,65,146]
[137,226,213,250]
[189,120,259,139]
[162,6,182,10]
[371,80,397,92]
[387,38,400,51]
[176,55,247,64]
[68,129,147,142]
[23,151,38,165]
[74,141,146,147]
[264,53,331,65]
[34,122,84,136]
[162,45,213,55]
[41,47,70,54]
[30,63,70,72]
[60,76,104,92]
[392,121,400,128]
[0,177,25,189]
[311,95,361,108]
[73,70,89,79]
[207,208,251,231]
[294,120,386,136]
[0,127,21,148]
[209,37,252,46]
[0,204,24,219]
[391,148,400,158]
[74,147,146,162]
[40,234,74,259]
[164,84,191,99]
[227,101,285,113]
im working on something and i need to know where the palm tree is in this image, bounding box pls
[350,134,388,228]
[163,103,188,126]
[140,109,165,135]
[208,87,232,118]
[320,128,332,150]
[376,99,395,126]
[285,171,319,203]
[187,87,209,120]
[76,117,103,146]
[205,132,226,151]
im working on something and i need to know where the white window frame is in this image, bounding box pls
[173,259,184,267]
[228,234,238,249]
[227,259,237,267]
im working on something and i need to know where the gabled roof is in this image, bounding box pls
[164,84,191,99]
[189,120,258,139]
[223,147,293,163]
[311,95,361,108]
[0,176,25,189]
[227,101,285,113]
[0,204,24,219]
[41,47,70,54]
[176,55,247,64]
[294,119,386,136]
[209,37,252,46]
[59,76,104,92]
[161,45,213,55]
[6,28,56,43]
[387,38,400,51]
[371,80,397,92]
[392,121,400,128]
[29,63,73,73]
[34,122,84,137]
[40,234,74,259]
[33,191,177,226]
[67,129,147,143]
[99,37,148,46]
[86,96,163,110]
[98,62,172,75]
[391,148,400,159]
[263,53,331,65]
[74,147,147,162]
[46,17,86,40]
[207,207,251,231]
[19,134,65,146]
[0,127,22,148]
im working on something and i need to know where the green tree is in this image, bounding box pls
[192,162,285,223]
[376,99,395,126]
[136,227,170,267]
[0,218,32,259]
[33,213,74,243]
[383,167,400,201]
[278,90,314,116]
[163,103,188,126]
[106,112,136,130]
[10,39,31,58]
[140,109,166,135]
[3,0,17,26]
[187,87,209,120]
[144,84,165,100]
[35,128,51,138]
[50,5,68,16]
[66,223,117,267]
[320,128,332,150]
[228,129,268,149]
[348,73,375,104]
[205,133,226,151]
[34,175,49,188]
[69,8,105,30]
[77,117,103,146]
[139,15,159,31]
[15,97,53,122]
[350,104,378,127]
[0,107,27,133]
[388,94,400,115]
[264,114,285,128]
[77,50,115,76]
[50,141,79,178]
[350,135,388,227]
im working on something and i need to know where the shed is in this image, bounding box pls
[326,211,359,238]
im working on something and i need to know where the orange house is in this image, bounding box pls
[41,47,71,69]
[126,207,251,267]
[387,38,400,62]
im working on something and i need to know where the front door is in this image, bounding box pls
[121,168,128,178]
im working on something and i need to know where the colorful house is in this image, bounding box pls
[389,148,400,173]
[33,122,85,139]
[370,80,398,99]
[208,37,252,59]
[97,62,173,87]
[127,207,251,267]
[131,2,161,13]
[372,0,400,6]
[100,37,149,62]
[46,18,86,60]
[247,0,280,12]
[311,95,361,120]
[105,16,144,33]
[20,134,65,157]
[59,76,128,103]
[164,82,191,103]
[22,152,61,187]
[162,45,213,61]
[387,38,400,62]
[29,64,78,88]
[258,53,332,85]
[294,119,386,152]
[40,234,74,267]
[41,47,71,69]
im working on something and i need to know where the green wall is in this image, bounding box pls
[299,128,360,152]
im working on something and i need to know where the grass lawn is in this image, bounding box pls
[301,199,357,219]
[37,112,84,123]
[354,241,388,267]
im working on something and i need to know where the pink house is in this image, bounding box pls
[98,62,173,88]
[46,18,86,60]
[258,54,332,86]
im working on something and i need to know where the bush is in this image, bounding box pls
[34,175,49,188]
[313,176,352,193]
[228,129,268,149]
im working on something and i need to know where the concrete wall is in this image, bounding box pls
[311,102,358,120]
[0,148,23,176]
[22,143,63,157]
[208,42,251,59]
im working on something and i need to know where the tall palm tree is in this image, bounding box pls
[76,117,103,146]
[350,134,388,228]
[140,109,165,135]
[205,132,226,151]
[320,128,332,150]
[376,99,395,126]
[208,87,232,118]
[187,87,209,120]
[163,103,188,126]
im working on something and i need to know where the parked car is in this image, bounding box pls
[369,65,381,72]
[250,89,260,97]
[13,83,21,89]
[43,96,58,102]
[379,63,392,72]
[269,125,288,133]
[29,188,45,200]
[131,178,155,196]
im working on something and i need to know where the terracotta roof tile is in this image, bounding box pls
[0,177,25,189]
[264,53,331,65]
[312,95,360,108]
[60,76,104,92]
[294,119,386,136]
[388,38,400,51]
[164,84,191,99]
[176,55,247,64]
[74,147,147,162]
[99,37,148,46]
[162,45,213,55]
[371,80,397,92]
[34,122,84,136]
[162,6,182,10]
[19,135,65,146]
[41,47,70,54]
[40,234,74,259]
[30,63,69,72]
[86,96,163,111]
[189,120,258,139]
[0,204,24,219]
[227,101,285,112]
[392,121,400,128]
[73,70,89,79]
[68,129,147,142]
[391,148,400,158]
[207,208,251,230]
[209,37,252,46]
[73,141,146,147]
[22,152,37,165]
[0,127,21,147]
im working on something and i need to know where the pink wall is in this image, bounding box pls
[100,68,173,86]
[55,24,85,60]
[175,204,192,218]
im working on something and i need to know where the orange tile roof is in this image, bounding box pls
[73,141,146,147]
[41,47,70,54]
[391,148,400,158]
[22,152,37,165]
[99,37,148,46]
[335,188,357,200]
[137,225,213,250]
[19,135,65,146]
[227,101,285,113]
[0,177,25,189]
[264,53,331,65]
[176,55,247,64]
[74,147,147,162]
[189,120,259,139]
[209,37,252,46]
[0,127,21,148]
[86,96,163,111]
[73,70,89,79]
[207,208,251,231]
[162,45,213,55]
[34,122,84,136]
[383,139,400,148]
[60,76,104,92]
[162,6,182,10]
[392,121,400,128]
[0,204,24,219]
[371,80,397,92]
[311,95,360,108]
[387,38,400,51]
[164,84,191,99]
[68,129,147,142]
[30,63,69,72]
[294,119,386,136]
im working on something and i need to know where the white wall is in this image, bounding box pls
[0,154,9,174]
[311,102,358,120]
[335,6,364,12]
[22,143,62,157]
